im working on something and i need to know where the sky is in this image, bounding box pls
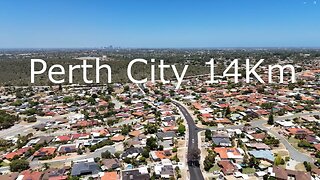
[0,0,319,48]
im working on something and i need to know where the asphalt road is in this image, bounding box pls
[207,111,320,163]
[250,112,320,163]
[0,116,53,138]
[173,101,205,180]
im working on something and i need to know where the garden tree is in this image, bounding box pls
[121,124,132,135]
[94,157,100,163]
[177,124,186,135]
[175,166,181,179]
[87,97,96,105]
[205,129,212,142]
[203,152,217,171]
[26,116,37,123]
[42,163,50,170]
[10,159,30,172]
[172,147,177,153]
[274,155,285,166]
[114,152,121,159]
[139,156,146,163]
[63,96,74,103]
[243,154,250,165]
[225,106,231,116]
[124,99,132,105]
[58,84,63,91]
[123,85,130,92]
[169,89,175,96]
[297,80,305,86]
[107,85,114,94]
[263,136,280,147]
[268,111,274,125]
[277,109,286,116]
[200,87,207,93]
[0,110,20,130]
[163,98,171,104]
[249,157,260,167]
[257,86,265,93]
[170,154,180,162]
[261,102,275,110]
[28,100,39,107]
[142,148,150,158]
[0,138,13,151]
[146,137,158,150]
[16,134,33,149]
[303,161,312,172]
[176,117,183,125]
[298,140,313,148]
[144,123,158,134]
[288,83,295,90]
[101,150,113,159]
[91,94,98,99]
[158,145,164,151]
[295,94,302,100]
[11,99,23,106]
[315,151,320,158]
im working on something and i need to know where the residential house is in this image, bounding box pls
[101,159,121,171]
[218,160,238,175]
[71,161,101,177]
[122,167,150,180]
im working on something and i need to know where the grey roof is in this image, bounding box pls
[158,139,173,149]
[122,169,150,180]
[212,137,231,146]
[102,159,120,170]
[156,131,176,139]
[71,162,101,176]
[163,116,175,121]
[161,165,174,176]
[122,147,143,158]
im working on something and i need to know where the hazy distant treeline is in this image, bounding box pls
[0,49,318,86]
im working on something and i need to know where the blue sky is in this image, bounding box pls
[0,0,319,48]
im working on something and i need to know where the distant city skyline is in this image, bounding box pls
[0,0,319,48]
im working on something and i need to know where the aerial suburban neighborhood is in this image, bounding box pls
[1,0,320,179]
[0,49,319,180]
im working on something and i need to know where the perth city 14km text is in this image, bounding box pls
[30,58,296,89]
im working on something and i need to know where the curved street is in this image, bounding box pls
[208,111,320,163]
[250,112,320,163]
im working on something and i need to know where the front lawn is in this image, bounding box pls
[242,167,256,174]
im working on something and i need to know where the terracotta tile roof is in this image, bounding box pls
[101,172,119,180]
[154,151,172,160]
[213,147,243,159]
[215,118,232,124]
[33,147,56,157]
[56,135,71,142]
[4,147,31,159]
[20,170,43,180]
[218,160,236,175]
[314,144,320,151]
[132,111,144,116]
[129,130,142,137]
[251,133,266,140]
[192,103,202,110]
[71,133,90,139]
[286,128,313,135]
[111,134,125,142]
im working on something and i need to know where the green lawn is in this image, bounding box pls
[242,167,256,174]
[209,164,221,173]
[0,161,9,167]
[288,137,299,144]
